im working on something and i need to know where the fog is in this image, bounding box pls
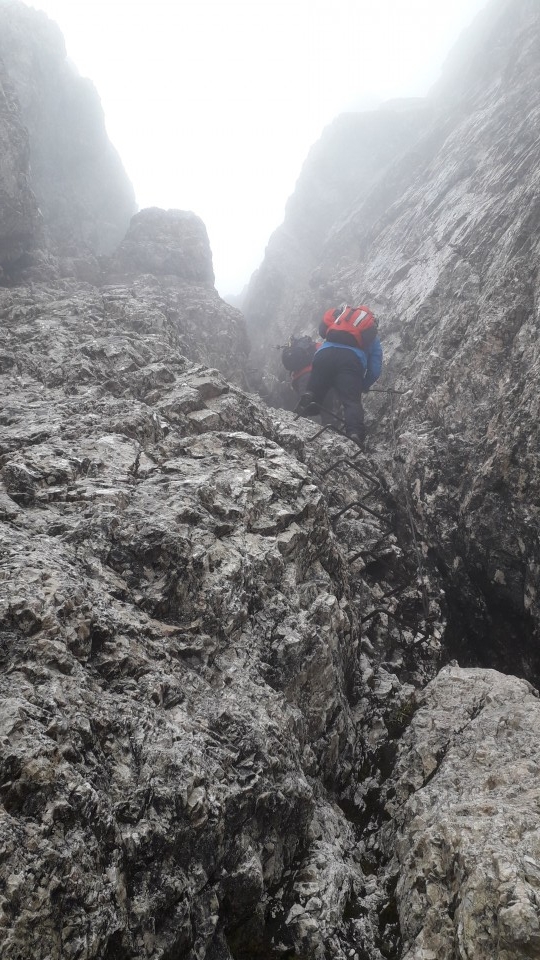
[28,0,488,295]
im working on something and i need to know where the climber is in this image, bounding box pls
[280,334,342,425]
[297,303,383,447]
[280,334,318,396]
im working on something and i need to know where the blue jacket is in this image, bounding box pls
[318,337,383,390]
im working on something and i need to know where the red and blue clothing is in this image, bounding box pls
[306,313,383,440]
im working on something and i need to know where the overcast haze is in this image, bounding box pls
[28,0,488,295]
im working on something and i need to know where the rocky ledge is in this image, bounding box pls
[1,274,539,959]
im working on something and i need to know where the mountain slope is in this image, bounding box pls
[1,1,540,957]
[0,0,136,279]
[245,0,540,681]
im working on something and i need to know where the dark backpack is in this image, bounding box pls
[281,335,317,372]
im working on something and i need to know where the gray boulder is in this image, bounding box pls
[384,665,540,959]
[109,208,215,284]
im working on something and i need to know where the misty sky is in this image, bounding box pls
[28,0,488,295]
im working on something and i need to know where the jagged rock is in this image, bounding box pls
[382,665,540,959]
[1,0,540,956]
[242,102,433,407]
[100,208,250,387]
[0,278,446,959]
[0,0,136,276]
[244,0,540,682]
[109,208,215,285]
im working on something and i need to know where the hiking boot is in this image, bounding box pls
[297,392,320,416]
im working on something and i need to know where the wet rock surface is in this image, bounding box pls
[245,0,540,683]
[1,0,540,956]
[2,270,537,959]
[0,279,445,959]
[384,666,540,959]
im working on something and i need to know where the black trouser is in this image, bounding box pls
[307,347,365,437]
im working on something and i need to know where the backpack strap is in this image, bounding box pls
[334,305,362,326]
[352,308,371,328]
[334,304,352,324]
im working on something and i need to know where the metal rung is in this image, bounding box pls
[319,456,363,477]
[347,533,397,564]
[331,500,388,523]
[319,460,380,495]
[306,423,347,443]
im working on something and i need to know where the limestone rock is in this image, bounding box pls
[1,0,540,955]
[102,209,250,388]
[0,66,41,275]
[0,0,136,274]
[243,103,433,407]
[244,0,540,678]
[109,208,215,285]
[383,665,540,960]
[0,277,448,958]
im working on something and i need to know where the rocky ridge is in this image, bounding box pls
[242,102,433,407]
[0,0,136,280]
[3,270,539,959]
[0,274,445,959]
[245,0,540,681]
[1,0,540,957]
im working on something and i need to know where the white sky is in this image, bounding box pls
[27,0,487,295]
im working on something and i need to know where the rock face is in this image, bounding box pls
[109,208,215,285]
[0,0,136,278]
[2,268,539,959]
[104,207,249,387]
[384,666,540,959]
[0,277,447,959]
[242,103,433,407]
[0,68,41,272]
[2,0,540,957]
[245,0,540,681]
